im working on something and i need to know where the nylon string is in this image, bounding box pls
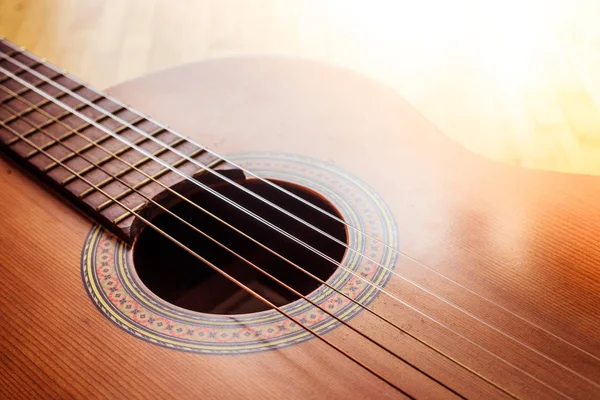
[0,54,590,397]
[0,44,596,396]
[0,83,522,398]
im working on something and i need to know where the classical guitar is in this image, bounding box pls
[0,37,598,399]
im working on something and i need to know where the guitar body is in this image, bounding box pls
[1,56,599,399]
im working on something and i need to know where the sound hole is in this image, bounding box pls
[132,179,347,315]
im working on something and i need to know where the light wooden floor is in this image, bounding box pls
[2,0,600,175]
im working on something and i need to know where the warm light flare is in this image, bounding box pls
[326,0,566,87]
[319,0,594,171]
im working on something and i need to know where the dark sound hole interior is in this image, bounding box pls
[133,178,347,315]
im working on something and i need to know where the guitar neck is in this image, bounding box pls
[0,38,231,243]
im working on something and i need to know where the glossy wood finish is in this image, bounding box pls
[1,52,600,398]
[0,41,231,242]
[2,0,600,175]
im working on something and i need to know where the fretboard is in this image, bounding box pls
[0,38,234,243]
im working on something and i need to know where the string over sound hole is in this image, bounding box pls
[132,179,347,315]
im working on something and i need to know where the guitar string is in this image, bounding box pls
[1,124,425,400]
[0,86,528,397]
[0,73,582,399]
[5,47,596,370]
[0,102,472,400]
[4,46,599,372]
[0,40,598,369]
[0,54,596,391]
[2,51,599,391]
[0,88,516,399]
[0,101,570,400]
[2,99,577,400]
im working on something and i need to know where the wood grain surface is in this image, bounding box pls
[1,2,600,399]
[0,50,599,399]
[1,0,600,175]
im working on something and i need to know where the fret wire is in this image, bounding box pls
[112,203,144,225]
[25,119,100,159]
[0,66,25,85]
[1,122,416,397]
[27,61,42,69]
[7,61,43,75]
[0,82,195,217]
[10,54,589,393]
[5,84,85,145]
[1,72,74,110]
[0,99,519,400]
[0,48,21,60]
[0,49,35,85]
[1,45,590,374]
[101,149,218,213]
[0,54,587,397]
[60,126,164,185]
[79,136,187,199]
[0,88,460,392]
[7,47,378,270]
[0,78,132,172]
[57,104,125,139]
[0,80,426,394]
[0,71,63,108]
[3,44,456,307]
[6,50,451,332]
[7,50,592,392]
[4,57,525,352]
[0,71,519,398]
[0,39,589,396]
[23,96,106,159]
[3,77,85,125]
[44,116,146,172]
